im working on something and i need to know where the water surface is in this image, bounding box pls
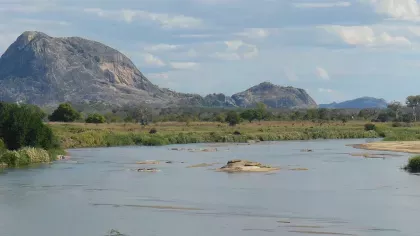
[0,139,418,236]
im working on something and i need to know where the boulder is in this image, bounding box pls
[218,160,279,172]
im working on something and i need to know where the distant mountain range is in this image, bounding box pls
[319,97,388,109]
[0,31,317,109]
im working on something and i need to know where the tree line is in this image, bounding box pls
[44,95,420,125]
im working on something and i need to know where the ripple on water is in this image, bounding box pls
[90,203,203,211]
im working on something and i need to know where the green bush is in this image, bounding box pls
[404,156,420,173]
[364,123,376,131]
[86,113,106,124]
[0,102,60,150]
[0,148,51,167]
[225,111,240,126]
[49,103,81,122]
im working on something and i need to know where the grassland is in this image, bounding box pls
[49,121,386,149]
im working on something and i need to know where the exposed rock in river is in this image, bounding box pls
[217,159,279,172]
[136,160,160,165]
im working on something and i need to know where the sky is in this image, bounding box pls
[0,0,420,104]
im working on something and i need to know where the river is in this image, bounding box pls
[0,139,419,236]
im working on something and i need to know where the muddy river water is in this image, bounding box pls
[0,139,419,236]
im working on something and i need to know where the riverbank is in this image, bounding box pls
[354,141,420,154]
[50,121,382,149]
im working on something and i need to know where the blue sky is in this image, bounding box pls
[0,0,420,104]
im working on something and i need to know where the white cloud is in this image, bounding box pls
[170,62,199,70]
[235,28,272,39]
[316,67,330,80]
[322,25,411,47]
[294,1,351,8]
[362,0,420,20]
[142,53,166,67]
[318,88,334,93]
[144,44,180,52]
[84,8,203,29]
[212,40,259,60]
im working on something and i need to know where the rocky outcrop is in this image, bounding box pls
[203,93,237,107]
[231,82,317,108]
[0,32,318,109]
[0,31,195,107]
[217,159,279,172]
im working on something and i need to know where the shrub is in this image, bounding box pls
[392,122,403,127]
[0,150,24,167]
[0,103,60,150]
[19,147,50,163]
[225,111,240,126]
[404,156,420,173]
[149,128,157,134]
[364,123,376,131]
[86,113,106,124]
[240,110,257,123]
[48,103,81,122]
[392,122,411,128]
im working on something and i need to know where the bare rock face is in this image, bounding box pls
[0,32,318,109]
[0,31,183,107]
[231,82,317,108]
[203,93,237,107]
[218,159,279,172]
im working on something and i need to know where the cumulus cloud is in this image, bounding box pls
[316,67,330,80]
[83,8,203,29]
[170,62,199,70]
[211,40,258,60]
[142,53,166,67]
[322,25,411,47]
[293,1,351,8]
[362,0,420,20]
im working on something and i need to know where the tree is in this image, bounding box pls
[318,108,330,121]
[255,102,268,121]
[214,113,225,123]
[123,105,152,125]
[85,113,106,124]
[406,96,420,122]
[388,101,403,121]
[0,103,59,150]
[48,103,81,122]
[225,111,240,126]
[240,110,257,123]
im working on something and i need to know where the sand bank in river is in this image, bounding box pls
[353,141,420,154]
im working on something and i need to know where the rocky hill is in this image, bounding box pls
[231,82,317,108]
[319,97,388,109]
[0,31,317,109]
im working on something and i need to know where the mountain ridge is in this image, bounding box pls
[0,31,317,109]
[319,97,388,109]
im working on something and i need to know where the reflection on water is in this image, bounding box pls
[0,139,418,236]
